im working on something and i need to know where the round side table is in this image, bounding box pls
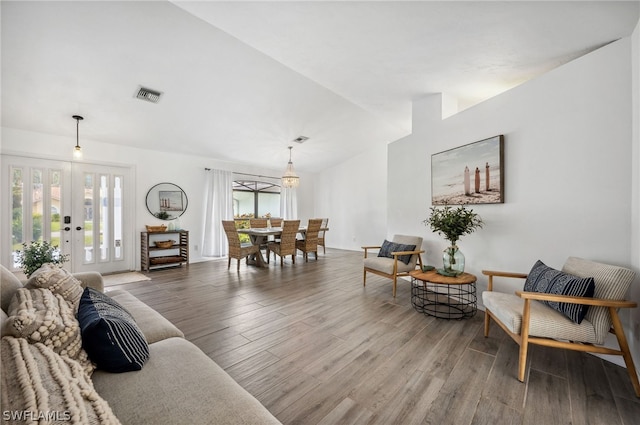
[410,269,477,319]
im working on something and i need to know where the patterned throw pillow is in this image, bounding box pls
[77,287,149,373]
[4,288,94,374]
[377,240,416,265]
[25,263,84,309]
[0,336,121,425]
[524,260,595,324]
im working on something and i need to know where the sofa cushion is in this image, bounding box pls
[1,336,121,425]
[106,289,184,343]
[92,337,281,425]
[25,263,84,309]
[4,287,93,374]
[524,260,595,324]
[78,287,149,373]
[377,240,416,265]
[0,310,8,337]
[1,264,23,313]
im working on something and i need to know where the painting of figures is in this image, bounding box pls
[431,135,504,205]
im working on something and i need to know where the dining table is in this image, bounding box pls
[236,226,328,267]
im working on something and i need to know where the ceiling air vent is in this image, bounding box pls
[135,86,163,104]
[292,136,309,144]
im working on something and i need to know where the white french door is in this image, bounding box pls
[2,155,133,274]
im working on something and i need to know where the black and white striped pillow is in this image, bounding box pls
[524,260,595,324]
[77,287,149,372]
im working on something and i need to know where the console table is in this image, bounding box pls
[409,269,477,319]
[141,230,189,271]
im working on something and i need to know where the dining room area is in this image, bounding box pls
[222,217,329,270]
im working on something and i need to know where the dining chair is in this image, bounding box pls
[269,218,283,227]
[249,218,269,251]
[266,220,300,266]
[268,218,283,243]
[318,218,329,254]
[296,218,323,262]
[249,218,268,228]
[221,220,260,271]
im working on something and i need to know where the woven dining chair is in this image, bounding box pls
[296,218,323,262]
[221,220,260,271]
[318,218,329,254]
[267,220,300,266]
[269,218,283,227]
[249,218,268,228]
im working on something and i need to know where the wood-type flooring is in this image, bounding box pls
[107,248,640,424]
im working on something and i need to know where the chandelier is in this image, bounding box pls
[281,146,300,188]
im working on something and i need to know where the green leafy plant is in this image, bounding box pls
[423,204,483,246]
[155,211,170,220]
[15,240,69,277]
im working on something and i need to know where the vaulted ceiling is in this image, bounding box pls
[2,1,638,172]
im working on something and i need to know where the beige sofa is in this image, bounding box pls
[0,265,281,425]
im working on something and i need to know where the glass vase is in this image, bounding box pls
[443,245,465,275]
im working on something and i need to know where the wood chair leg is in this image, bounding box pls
[610,307,640,397]
[518,299,532,382]
[392,276,397,298]
[228,257,231,269]
[363,270,367,286]
[484,310,491,337]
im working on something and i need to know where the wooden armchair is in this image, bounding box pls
[363,235,424,297]
[221,220,260,271]
[482,257,639,397]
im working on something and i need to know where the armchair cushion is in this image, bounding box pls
[482,291,598,343]
[377,240,416,265]
[364,257,419,275]
[524,260,595,323]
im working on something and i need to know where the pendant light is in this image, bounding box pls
[72,115,84,159]
[281,146,300,188]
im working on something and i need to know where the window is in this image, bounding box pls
[233,180,280,219]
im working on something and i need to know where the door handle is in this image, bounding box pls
[76,226,82,231]
[64,227,71,231]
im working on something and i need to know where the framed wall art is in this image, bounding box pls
[431,135,504,205]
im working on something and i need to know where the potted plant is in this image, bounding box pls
[423,204,483,275]
[15,240,69,278]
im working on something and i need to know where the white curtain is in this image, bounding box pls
[280,186,298,219]
[202,169,234,257]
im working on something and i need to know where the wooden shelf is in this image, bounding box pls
[141,230,189,271]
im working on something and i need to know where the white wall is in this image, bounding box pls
[388,36,638,368]
[1,127,315,268]
[629,18,640,364]
[314,142,388,250]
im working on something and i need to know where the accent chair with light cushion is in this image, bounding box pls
[362,235,424,297]
[0,264,282,424]
[482,257,640,397]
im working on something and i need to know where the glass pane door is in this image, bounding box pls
[2,156,71,274]
[72,163,132,274]
[1,156,132,275]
